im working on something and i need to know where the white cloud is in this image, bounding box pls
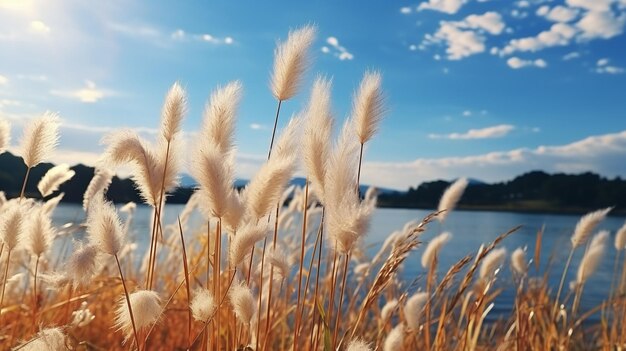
[461,12,506,35]
[0,74,7,85]
[540,5,580,22]
[418,0,466,14]
[171,29,185,40]
[566,0,613,12]
[249,123,267,130]
[361,130,626,189]
[30,20,50,34]
[499,23,578,55]
[511,9,529,19]
[462,110,472,116]
[400,6,412,14]
[50,80,111,103]
[562,51,581,60]
[16,74,47,81]
[516,0,530,8]
[595,58,625,74]
[322,36,354,61]
[425,23,486,60]
[429,124,515,139]
[576,10,626,40]
[507,57,548,68]
[537,5,550,16]
[108,22,161,39]
[0,99,21,108]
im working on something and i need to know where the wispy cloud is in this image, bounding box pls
[321,36,354,60]
[50,80,113,103]
[170,28,234,45]
[362,130,626,189]
[0,74,7,85]
[418,0,467,14]
[249,123,268,130]
[507,57,548,69]
[29,20,51,34]
[429,124,516,140]
[595,58,624,74]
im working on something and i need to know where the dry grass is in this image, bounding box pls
[1,25,625,351]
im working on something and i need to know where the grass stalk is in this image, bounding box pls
[19,166,31,199]
[553,248,575,318]
[0,249,12,326]
[292,180,310,349]
[177,217,192,349]
[115,254,139,351]
[332,251,350,349]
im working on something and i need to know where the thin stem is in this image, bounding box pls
[0,249,12,326]
[115,254,140,351]
[553,248,575,318]
[309,208,325,343]
[256,236,268,351]
[214,218,222,351]
[148,141,171,290]
[267,99,283,160]
[33,254,40,326]
[356,142,364,195]
[332,251,350,349]
[20,166,31,199]
[293,180,310,348]
[146,206,158,289]
[263,204,281,348]
[177,217,192,350]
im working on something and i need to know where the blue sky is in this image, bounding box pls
[1,0,626,189]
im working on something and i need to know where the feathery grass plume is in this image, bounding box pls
[19,111,60,168]
[71,301,95,328]
[223,189,245,232]
[0,118,10,153]
[346,339,373,351]
[229,222,269,266]
[37,163,75,197]
[270,25,316,101]
[102,130,161,206]
[20,327,67,351]
[0,203,23,250]
[83,168,113,212]
[201,81,242,153]
[86,196,124,256]
[192,146,235,218]
[115,290,161,340]
[383,324,405,351]
[325,120,359,209]
[351,71,384,145]
[24,207,54,257]
[381,298,398,321]
[42,193,64,215]
[577,237,606,284]
[479,247,506,280]
[615,221,626,250]
[326,194,374,253]
[230,282,257,325]
[160,81,187,142]
[190,288,216,322]
[571,207,612,248]
[66,243,98,286]
[120,201,137,214]
[404,292,428,330]
[245,118,300,219]
[511,247,528,274]
[303,76,334,203]
[156,131,182,192]
[437,177,469,223]
[268,245,290,280]
[590,230,609,248]
[421,232,452,268]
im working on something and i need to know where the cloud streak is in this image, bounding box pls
[429,124,516,140]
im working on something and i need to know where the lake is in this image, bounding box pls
[49,203,625,322]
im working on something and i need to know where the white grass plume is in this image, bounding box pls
[102,130,161,206]
[83,168,113,212]
[229,222,269,266]
[20,327,66,351]
[511,247,528,275]
[115,290,161,340]
[230,282,257,325]
[480,247,506,281]
[270,25,316,101]
[615,221,626,250]
[192,147,235,218]
[37,163,75,197]
[87,196,125,256]
[201,81,242,153]
[437,177,468,223]
[346,339,373,351]
[577,237,606,284]
[245,119,300,219]
[421,232,451,268]
[326,194,374,253]
[43,192,64,215]
[590,230,609,248]
[66,243,98,286]
[303,76,334,204]
[160,81,187,142]
[190,288,217,322]
[223,189,245,233]
[383,324,405,351]
[0,118,10,153]
[381,298,398,321]
[352,71,384,145]
[324,120,359,210]
[571,207,612,248]
[19,111,60,168]
[404,292,428,330]
[24,208,54,257]
[268,245,291,281]
[0,203,24,250]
